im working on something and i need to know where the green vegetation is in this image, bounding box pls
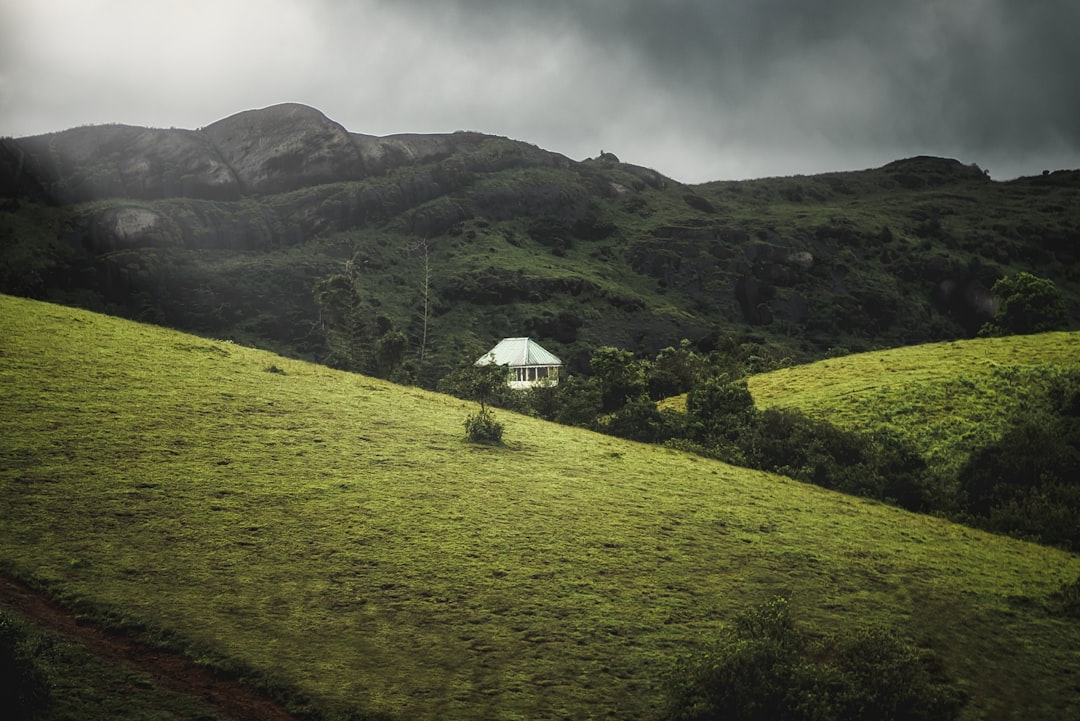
[0,608,225,721]
[0,610,51,719]
[2,295,1080,720]
[747,333,1080,541]
[463,408,504,444]
[1051,574,1080,619]
[979,271,1070,337]
[4,135,1079,388]
[748,332,1080,472]
[666,597,965,721]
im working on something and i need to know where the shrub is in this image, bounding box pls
[685,377,756,443]
[979,272,1069,336]
[666,597,806,721]
[744,409,932,509]
[1050,574,1080,618]
[464,408,503,444]
[551,375,603,428]
[0,611,52,720]
[602,394,665,443]
[958,371,1080,549]
[665,598,965,721]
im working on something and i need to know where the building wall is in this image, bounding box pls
[508,365,559,389]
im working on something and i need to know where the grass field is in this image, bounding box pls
[747,332,1080,478]
[2,294,1079,720]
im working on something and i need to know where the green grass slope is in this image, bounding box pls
[2,294,1079,720]
[747,332,1080,478]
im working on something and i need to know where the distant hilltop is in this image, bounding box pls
[5,102,1043,207]
[0,103,581,203]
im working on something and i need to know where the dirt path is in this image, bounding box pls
[0,573,303,721]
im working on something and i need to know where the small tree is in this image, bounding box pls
[313,271,369,371]
[591,346,647,412]
[980,272,1069,336]
[464,407,504,444]
[648,339,705,400]
[403,239,434,375]
[604,394,665,443]
[686,376,757,443]
[440,359,510,444]
[373,327,408,381]
[464,358,510,413]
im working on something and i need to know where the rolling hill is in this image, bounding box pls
[2,104,1078,387]
[747,331,1080,479]
[2,294,1079,720]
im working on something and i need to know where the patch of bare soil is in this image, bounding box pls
[0,573,302,721]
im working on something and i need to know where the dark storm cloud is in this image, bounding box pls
[375,0,1080,177]
[4,0,1078,182]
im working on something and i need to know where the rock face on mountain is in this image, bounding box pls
[1,103,598,259]
[201,103,364,194]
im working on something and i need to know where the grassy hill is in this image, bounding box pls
[747,332,1080,479]
[2,294,1080,720]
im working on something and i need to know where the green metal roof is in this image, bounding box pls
[475,337,562,367]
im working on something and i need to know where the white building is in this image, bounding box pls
[475,337,563,389]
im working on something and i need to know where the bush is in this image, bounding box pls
[957,371,1080,549]
[464,408,503,444]
[979,272,1069,336]
[1050,574,1080,618]
[685,377,756,443]
[602,394,666,443]
[744,409,932,509]
[551,375,603,428]
[665,598,965,721]
[0,611,52,720]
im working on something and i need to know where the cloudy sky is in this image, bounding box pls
[2,0,1078,183]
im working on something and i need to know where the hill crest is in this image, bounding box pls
[1,103,577,203]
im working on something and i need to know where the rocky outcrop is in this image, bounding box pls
[351,131,485,175]
[882,156,991,190]
[202,103,363,194]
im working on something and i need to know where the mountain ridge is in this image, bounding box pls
[1,103,1077,383]
[1,102,579,203]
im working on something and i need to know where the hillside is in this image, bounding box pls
[2,104,1079,386]
[654,333,1080,547]
[747,332,1080,479]
[2,294,1079,720]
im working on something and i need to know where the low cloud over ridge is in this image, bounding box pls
[3,0,1078,182]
